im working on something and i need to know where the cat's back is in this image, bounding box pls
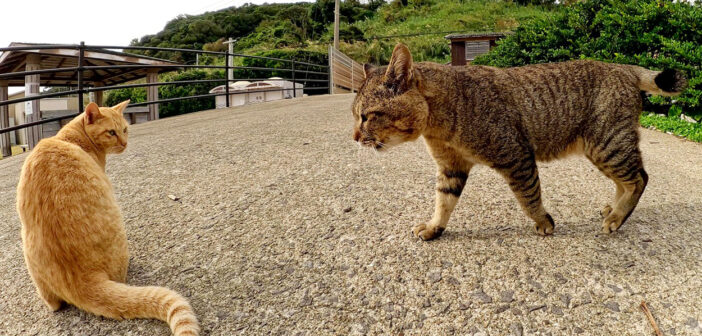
[19,137,106,193]
[17,137,115,228]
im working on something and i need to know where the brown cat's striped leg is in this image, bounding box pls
[601,181,624,218]
[414,140,473,240]
[413,167,472,240]
[496,155,554,236]
[588,141,647,233]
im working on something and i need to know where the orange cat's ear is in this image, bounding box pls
[384,43,413,91]
[111,100,130,115]
[84,103,102,124]
[363,63,376,79]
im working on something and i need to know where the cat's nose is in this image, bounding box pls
[353,129,361,142]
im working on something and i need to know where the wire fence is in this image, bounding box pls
[0,43,331,140]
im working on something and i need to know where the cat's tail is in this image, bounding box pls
[75,279,199,336]
[630,66,687,96]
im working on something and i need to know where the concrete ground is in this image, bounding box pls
[0,94,700,335]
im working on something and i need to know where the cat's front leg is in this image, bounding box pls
[414,141,473,240]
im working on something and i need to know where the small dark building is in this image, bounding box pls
[445,33,507,66]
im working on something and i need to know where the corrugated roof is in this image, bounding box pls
[444,32,509,40]
[0,42,182,87]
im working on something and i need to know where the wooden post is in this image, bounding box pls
[90,81,104,106]
[223,38,236,84]
[146,70,159,120]
[0,80,10,157]
[25,54,41,149]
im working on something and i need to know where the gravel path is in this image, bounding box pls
[1,94,701,335]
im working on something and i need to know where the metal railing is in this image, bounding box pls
[0,42,331,138]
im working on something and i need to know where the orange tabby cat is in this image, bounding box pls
[16,101,199,335]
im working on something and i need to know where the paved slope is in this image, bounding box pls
[0,94,700,335]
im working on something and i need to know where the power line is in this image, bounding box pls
[367,30,467,40]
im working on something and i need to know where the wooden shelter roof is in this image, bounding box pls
[0,42,182,87]
[444,32,509,42]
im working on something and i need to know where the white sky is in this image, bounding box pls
[0,0,314,47]
[1,0,314,92]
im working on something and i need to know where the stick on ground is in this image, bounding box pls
[640,301,663,336]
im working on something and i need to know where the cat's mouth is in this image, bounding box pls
[111,145,127,153]
[360,139,387,151]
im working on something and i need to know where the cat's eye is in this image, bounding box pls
[361,114,368,122]
[123,128,128,134]
[108,130,117,136]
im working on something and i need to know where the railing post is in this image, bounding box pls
[328,45,333,95]
[24,53,42,149]
[291,60,296,98]
[0,80,10,157]
[351,61,354,93]
[78,41,84,111]
[146,70,159,120]
[225,51,230,108]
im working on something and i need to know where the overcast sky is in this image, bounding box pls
[0,0,314,48]
[0,0,314,92]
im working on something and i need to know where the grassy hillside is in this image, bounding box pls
[130,0,556,65]
[110,0,556,117]
[341,0,557,64]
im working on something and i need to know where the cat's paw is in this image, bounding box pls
[533,214,555,236]
[600,205,613,218]
[602,213,623,234]
[412,223,444,241]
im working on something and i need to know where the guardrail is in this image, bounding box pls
[328,46,364,94]
[0,43,331,142]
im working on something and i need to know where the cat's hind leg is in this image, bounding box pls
[600,181,624,218]
[495,153,554,235]
[586,133,647,233]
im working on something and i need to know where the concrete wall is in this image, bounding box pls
[7,91,79,146]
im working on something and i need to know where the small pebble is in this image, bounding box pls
[604,301,620,312]
[500,290,514,303]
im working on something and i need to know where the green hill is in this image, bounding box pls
[130,0,555,64]
[109,1,556,118]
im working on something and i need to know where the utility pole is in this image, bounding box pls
[223,38,237,81]
[334,0,340,50]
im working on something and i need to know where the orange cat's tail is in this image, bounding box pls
[75,279,199,336]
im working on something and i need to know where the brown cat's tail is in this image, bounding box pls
[76,279,199,335]
[630,66,688,96]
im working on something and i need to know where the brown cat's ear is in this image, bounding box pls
[384,43,413,92]
[111,100,130,114]
[84,102,102,124]
[363,63,376,79]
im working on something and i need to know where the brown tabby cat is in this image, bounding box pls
[352,43,687,240]
[17,101,199,335]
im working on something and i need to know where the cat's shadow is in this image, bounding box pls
[429,202,700,242]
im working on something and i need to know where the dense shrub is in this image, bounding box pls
[474,0,702,120]
[105,70,221,118]
[345,0,556,64]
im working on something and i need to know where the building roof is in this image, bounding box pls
[0,42,183,87]
[209,78,304,94]
[444,32,509,41]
